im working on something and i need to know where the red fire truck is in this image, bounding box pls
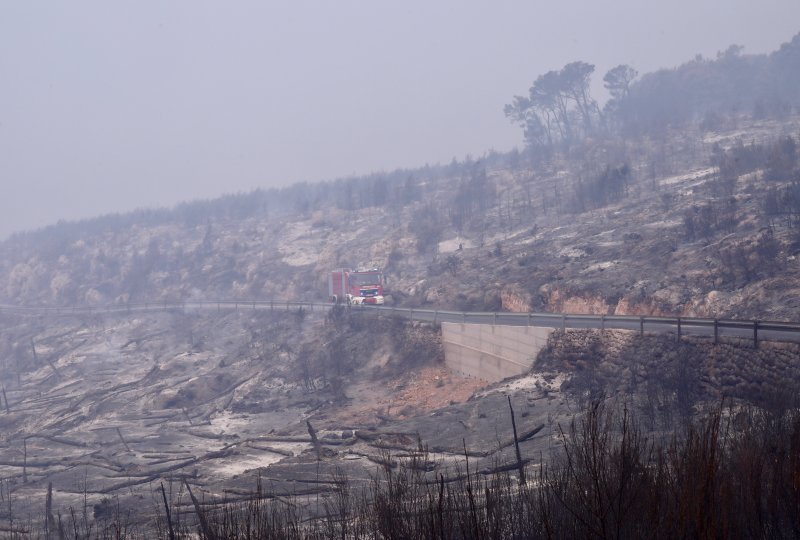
[328,268,385,305]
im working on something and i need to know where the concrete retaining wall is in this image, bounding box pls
[441,322,554,382]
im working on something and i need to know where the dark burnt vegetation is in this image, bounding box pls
[570,164,632,213]
[712,227,782,287]
[682,127,798,242]
[619,38,800,137]
[506,36,800,148]
[0,308,451,537]
[295,307,443,397]
[7,317,800,539]
[538,330,800,429]
[668,133,799,291]
[70,399,800,539]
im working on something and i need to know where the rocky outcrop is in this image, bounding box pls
[501,285,531,312]
[539,285,613,315]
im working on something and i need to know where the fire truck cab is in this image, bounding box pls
[328,268,385,305]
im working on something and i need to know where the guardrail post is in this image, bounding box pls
[270,301,274,312]
[528,312,532,327]
[462,312,466,324]
[601,315,605,333]
[434,310,438,324]
[754,320,759,349]
[409,308,414,321]
[677,317,682,340]
[713,319,718,344]
[561,314,566,331]
[493,312,497,325]
[639,316,644,337]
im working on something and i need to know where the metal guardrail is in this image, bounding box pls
[1,301,799,346]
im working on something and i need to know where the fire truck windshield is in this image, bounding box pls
[349,273,382,287]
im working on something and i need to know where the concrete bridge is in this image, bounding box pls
[440,323,552,382]
[3,300,800,383]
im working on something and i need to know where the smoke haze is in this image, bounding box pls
[1,1,798,238]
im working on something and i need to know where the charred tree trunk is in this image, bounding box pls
[22,439,28,484]
[307,420,321,460]
[45,482,55,540]
[1,385,8,414]
[116,427,131,452]
[508,395,527,485]
[160,482,176,540]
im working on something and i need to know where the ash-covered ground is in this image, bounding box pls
[2,307,796,532]
[0,309,499,528]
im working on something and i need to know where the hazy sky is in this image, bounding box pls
[1,2,798,239]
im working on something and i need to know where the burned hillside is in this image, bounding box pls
[0,33,800,537]
[2,112,800,323]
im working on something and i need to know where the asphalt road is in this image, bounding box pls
[2,301,799,345]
